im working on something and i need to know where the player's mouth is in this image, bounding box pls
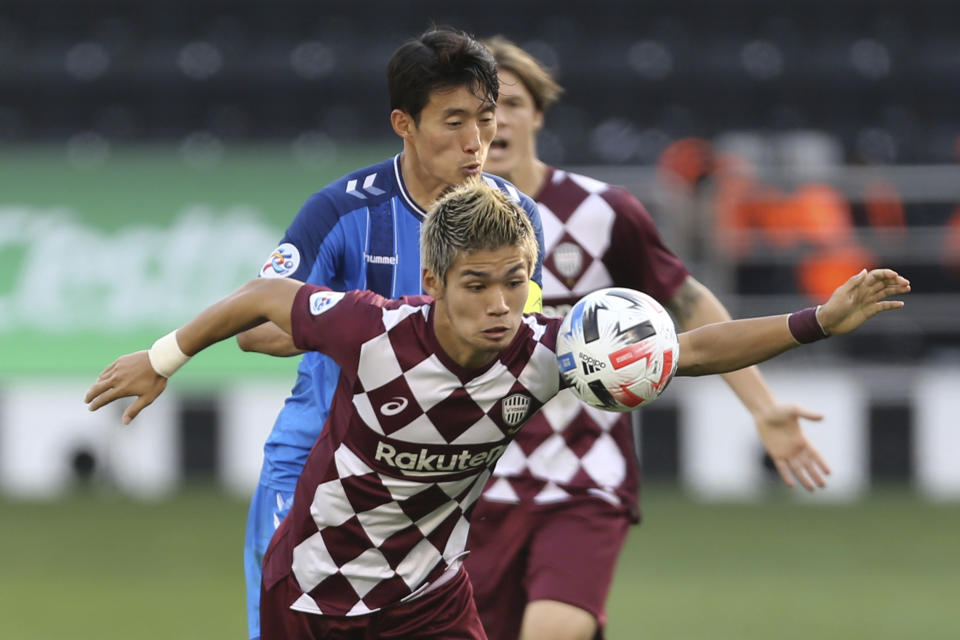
[462,162,482,176]
[482,325,512,340]
[490,138,508,150]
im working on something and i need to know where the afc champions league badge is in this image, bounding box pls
[501,393,531,433]
[308,291,345,315]
[552,241,584,289]
[260,242,301,278]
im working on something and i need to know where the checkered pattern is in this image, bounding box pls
[279,287,563,616]
[483,167,689,517]
[289,442,484,616]
[537,170,619,299]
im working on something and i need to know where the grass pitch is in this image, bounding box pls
[1,486,957,639]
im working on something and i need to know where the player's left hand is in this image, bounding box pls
[753,403,830,491]
[84,351,167,424]
[817,268,910,335]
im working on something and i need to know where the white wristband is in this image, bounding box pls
[147,330,191,378]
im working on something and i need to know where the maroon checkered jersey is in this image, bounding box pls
[481,167,689,519]
[262,284,564,616]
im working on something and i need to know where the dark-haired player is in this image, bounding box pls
[233,28,545,639]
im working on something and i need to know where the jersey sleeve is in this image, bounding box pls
[601,187,690,305]
[289,285,384,365]
[258,190,345,285]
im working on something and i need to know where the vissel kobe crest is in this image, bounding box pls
[501,393,530,432]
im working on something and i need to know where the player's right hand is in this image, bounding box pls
[84,351,168,424]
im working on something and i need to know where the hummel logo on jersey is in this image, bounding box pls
[346,173,387,199]
[579,353,606,375]
[364,253,398,265]
[380,397,409,416]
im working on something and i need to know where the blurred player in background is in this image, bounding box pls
[233,28,545,640]
[469,36,835,640]
[85,179,908,640]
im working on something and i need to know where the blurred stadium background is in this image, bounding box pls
[2,1,958,638]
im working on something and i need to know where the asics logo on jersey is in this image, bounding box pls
[375,441,506,475]
[379,397,409,416]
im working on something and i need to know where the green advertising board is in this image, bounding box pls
[0,143,395,383]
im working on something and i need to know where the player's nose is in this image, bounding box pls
[487,288,510,315]
[462,122,482,153]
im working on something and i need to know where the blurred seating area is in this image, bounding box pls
[1,0,958,164]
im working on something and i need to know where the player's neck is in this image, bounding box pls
[431,308,499,370]
[399,152,447,211]
[503,159,548,199]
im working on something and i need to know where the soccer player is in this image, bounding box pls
[472,36,839,640]
[85,180,908,640]
[232,28,544,640]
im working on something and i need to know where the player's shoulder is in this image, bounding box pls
[303,156,399,215]
[346,289,434,320]
[302,287,429,324]
[480,173,537,211]
[546,166,644,213]
[552,167,611,194]
[518,312,564,349]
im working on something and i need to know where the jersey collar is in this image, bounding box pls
[393,154,428,221]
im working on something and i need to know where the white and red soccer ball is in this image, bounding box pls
[557,288,679,411]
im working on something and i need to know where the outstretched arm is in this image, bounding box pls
[676,269,909,376]
[85,278,302,423]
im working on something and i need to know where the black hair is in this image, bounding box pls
[387,26,499,123]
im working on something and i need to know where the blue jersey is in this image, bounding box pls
[256,154,545,490]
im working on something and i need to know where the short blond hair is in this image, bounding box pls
[421,180,538,284]
[483,35,563,112]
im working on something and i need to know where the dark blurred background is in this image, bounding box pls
[3,0,958,161]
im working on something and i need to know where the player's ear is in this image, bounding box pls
[391,109,415,139]
[422,269,443,299]
[533,109,544,133]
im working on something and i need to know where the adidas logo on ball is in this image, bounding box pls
[579,353,607,375]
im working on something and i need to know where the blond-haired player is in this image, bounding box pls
[86,179,907,639]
